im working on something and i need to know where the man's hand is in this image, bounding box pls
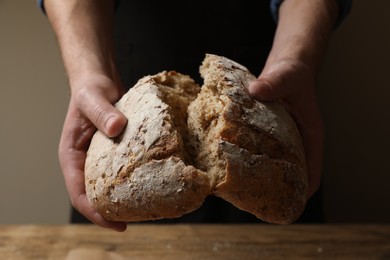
[248,0,338,198]
[58,74,128,232]
[248,60,323,198]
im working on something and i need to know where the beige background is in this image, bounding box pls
[0,1,389,224]
[318,1,390,223]
[0,1,69,224]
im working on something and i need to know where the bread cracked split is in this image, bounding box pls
[85,54,308,224]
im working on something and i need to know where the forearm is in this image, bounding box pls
[44,0,118,88]
[266,0,339,73]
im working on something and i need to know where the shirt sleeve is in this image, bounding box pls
[270,0,352,28]
[37,0,45,14]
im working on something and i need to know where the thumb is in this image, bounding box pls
[100,107,128,138]
[81,93,128,138]
[92,100,127,138]
[248,73,291,102]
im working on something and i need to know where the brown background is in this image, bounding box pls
[0,1,389,224]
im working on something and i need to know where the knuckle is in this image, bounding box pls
[92,105,108,127]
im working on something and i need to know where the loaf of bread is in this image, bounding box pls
[85,54,308,224]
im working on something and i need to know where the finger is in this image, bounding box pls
[302,117,324,199]
[62,152,127,231]
[291,98,324,199]
[248,73,293,102]
[86,96,127,138]
[60,151,127,231]
[73,193,128,232]
[76,88,128,138]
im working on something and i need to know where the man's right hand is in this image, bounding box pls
[58,74,128,232]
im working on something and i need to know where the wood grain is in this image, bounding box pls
[0,224,389,259]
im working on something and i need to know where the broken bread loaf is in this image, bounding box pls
[85,54,308,224]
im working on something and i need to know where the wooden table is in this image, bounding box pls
[0,224,389,259]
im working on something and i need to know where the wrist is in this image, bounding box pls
[267,0,339,74]
[67,57,120,90]
[69,72,124,107]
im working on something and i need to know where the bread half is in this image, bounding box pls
[188,54,307,224]
[85,71,211,221]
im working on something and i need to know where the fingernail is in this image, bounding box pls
[106,115,125,137]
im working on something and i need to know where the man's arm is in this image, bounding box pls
[44,0,127,231]
[45,0,121,105]
[249,0,339,198]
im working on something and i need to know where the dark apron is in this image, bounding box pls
[72,0,324,224]
[113,0,276,87]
